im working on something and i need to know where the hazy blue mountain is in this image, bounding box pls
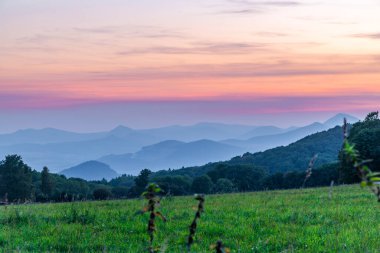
[108,125,135,137]
[323,113,359,128]
[0,113,359,175]
[0,114,357,147]
[0,125,157,146]
[0,128,105,146]
[223,122,324,151]
[0,122,256,147]
[0,123,259,172]
[0,135,156,172]
[154,125,345,178]
[99,139,244,175]
[60,161,119,181]
[238,126,291,139]
[139,122,257,141]
[136,140,185,159]
[248,122,326,149]
[222,113,359,152]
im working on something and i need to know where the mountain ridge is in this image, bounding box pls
[0,113,360,175]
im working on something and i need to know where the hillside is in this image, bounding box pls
[229,126,344,173]
[60,161,119,181]
[155,125,344,178]
[223,114,358,152]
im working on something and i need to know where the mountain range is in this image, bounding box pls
[0,113,359,179]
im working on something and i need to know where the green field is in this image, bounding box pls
[0,185,379,252]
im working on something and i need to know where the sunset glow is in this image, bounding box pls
[1,0,380,131]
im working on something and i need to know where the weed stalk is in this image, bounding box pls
[139,183,166,253]
[187,194,205,252]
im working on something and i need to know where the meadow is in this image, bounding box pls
[0,185,379,252]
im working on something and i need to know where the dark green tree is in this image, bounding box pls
[307,163,338,187]
[262,172,284,190]
[93,188,112,200]
[128,169,152,197]
[339,112,380,183]
[111,186,129,198]
[154,175,191,195]
[191,175,213,194]
[135,169,151,189]
[41,166,54,197]
[365,111,379,121]
[207,164,266,192]
[0,155,33,201]
[109,174,135,188]
[213,178,236,193]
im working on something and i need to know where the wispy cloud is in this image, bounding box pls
[213,0,301,15]
[73,25,186,39]
[374,55,380,62]
[296,16,358,26]
[325,21,358,25]
[45,59,380,82]
[2,92,379,118]
[0,92,97,110]
[351,33,380,39]
[198,94,380,115]
[228,0,301,7]
[73,26,119,34]
[16,26,186,48]
[117,42,265,55]
[17,34,77,44]
[215,9,260,15]
[254,31,288,37]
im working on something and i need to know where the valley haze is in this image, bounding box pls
[0,113,358,180]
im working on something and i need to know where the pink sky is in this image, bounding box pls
[0,0,379,131]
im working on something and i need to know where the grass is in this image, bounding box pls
[0,185,379,252]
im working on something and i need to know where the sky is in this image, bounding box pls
[1,0,379,132]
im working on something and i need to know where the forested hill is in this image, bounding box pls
[154,125,344,178]
[230,126,343,173]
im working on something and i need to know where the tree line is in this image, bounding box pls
[0,154,339,203]
[0,155,111,203]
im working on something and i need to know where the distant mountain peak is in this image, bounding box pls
[111,125,133,132]
[194,122,228,127]
[108,125,134,137]
[60,161,118,181]
[140,140,185,151]
[310,122,324,126]
[324,113,359,127]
